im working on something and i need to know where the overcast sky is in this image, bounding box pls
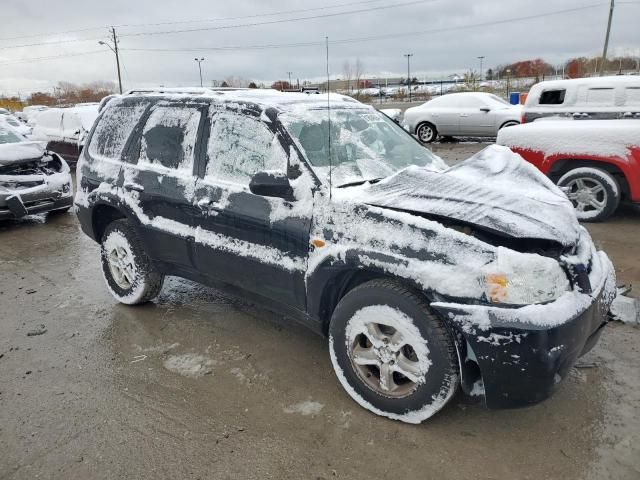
[1,0,638,96]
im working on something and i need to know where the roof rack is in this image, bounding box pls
[124,87,251,96]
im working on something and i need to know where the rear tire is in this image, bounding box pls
[328,279,459,424]
[100,219,164,304]
[557,167,620,222]
[416,122,437,144]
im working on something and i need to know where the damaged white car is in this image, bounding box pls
[75,89,616,423]
[0,126,73,220]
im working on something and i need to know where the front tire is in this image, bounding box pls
[328,279,459,424]
[416,122,437,144]
[499,120,519,129]
[100,219,164,304]
[557,167,620,222]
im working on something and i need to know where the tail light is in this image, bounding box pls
[520,113,526,124]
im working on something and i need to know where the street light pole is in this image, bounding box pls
[404,53,413,103]
[194,58,205,87]
[98,27,123,94]
[477,56,485,88]
[600,0,615,76]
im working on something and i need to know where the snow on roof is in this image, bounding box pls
[497,119,640,159]
[124,88,365,112]
[530,75,640,90]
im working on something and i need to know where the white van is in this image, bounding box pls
[31,104,99,165]
[522,75,640,123]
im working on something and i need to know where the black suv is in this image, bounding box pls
[76,88,616,423]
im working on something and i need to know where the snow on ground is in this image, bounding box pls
[610,294,640,325]
[283,400,325,416]
[163,353,215,378]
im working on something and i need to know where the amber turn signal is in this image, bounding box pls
[311,239,326,248]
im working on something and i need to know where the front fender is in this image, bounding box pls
[305,247,438,331]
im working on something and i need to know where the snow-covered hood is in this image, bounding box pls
[0,141,46,165]
[345,145,580,247]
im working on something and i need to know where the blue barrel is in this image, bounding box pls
[509,92,520,105]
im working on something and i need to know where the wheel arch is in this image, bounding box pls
[306,257,437,336]
[415,119,437,135]
[91,201,135,242]
[547,159,631,200]
[499,119,520,130]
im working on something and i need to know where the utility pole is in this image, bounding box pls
[98,27,123,94]
[194,58,205,87]
[600,0,615,76]
[404,53,413,103]
[477,56,485,88]
[287,71,293,90]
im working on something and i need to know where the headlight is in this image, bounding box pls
[480,247,570,305]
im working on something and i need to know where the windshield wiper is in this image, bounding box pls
[336,177,384,188]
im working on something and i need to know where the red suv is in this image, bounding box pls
[498,119,640,221]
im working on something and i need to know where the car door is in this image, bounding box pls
[118,102,206,271]
[424,97,459,135]
[191,106,312,311]
[458,96,496,136]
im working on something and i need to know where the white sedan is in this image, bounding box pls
[403,92,522,143]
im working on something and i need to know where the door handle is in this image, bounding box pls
[123,182,144,192]
[197,198,214,210]
[196,198,223,213]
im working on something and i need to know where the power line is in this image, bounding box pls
[114,0,389,29]
[0,0,388,42]
[0,50,107,66]
[3,2,636,65]
[329,3,610,45]
[118,0,434,38]
[118,4,613,54]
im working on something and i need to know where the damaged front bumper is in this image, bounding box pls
[0,156,73,220]
[432,245,617,409]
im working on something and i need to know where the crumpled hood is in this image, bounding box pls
[0,141,46,165]
[351,145,580,247]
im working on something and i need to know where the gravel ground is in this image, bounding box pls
[0,144,638,480]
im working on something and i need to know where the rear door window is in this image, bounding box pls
[539,89,566,105]
[88,104,147,161]
[139,106,202,174]
[205,112,286,185]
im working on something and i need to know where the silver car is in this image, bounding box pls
[0,126,73,221]
[403,92,522,143]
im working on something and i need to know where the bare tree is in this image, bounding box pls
[354,58,364,97]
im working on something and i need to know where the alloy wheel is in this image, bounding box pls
[107,245,136,289]
[564,177,607,216]
[348,320,426,398]
[417,124,434,143]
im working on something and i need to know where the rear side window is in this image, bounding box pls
[539,89,566,105]
[624,87,640,106]
[88,104,147,161]
[586,87,615,105]
[440,96,485,108]
[139,106,202,173]
[205,112,286,185]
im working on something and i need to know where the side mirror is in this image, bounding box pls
[249,171,294,200]
[480,107,491,113]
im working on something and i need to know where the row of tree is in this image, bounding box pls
[17,81,117,107]
[488,55,639,81]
